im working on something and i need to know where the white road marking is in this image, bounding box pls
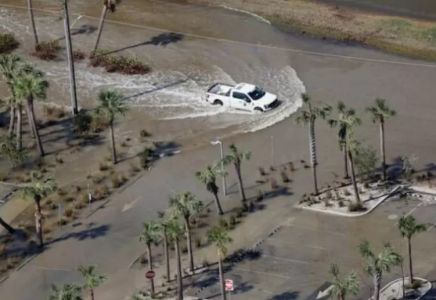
[394,202,422,225]
[262,254,310,264]
[32,266,72,272]
[233,267,293,280]
[427,224,436,231]
[267,237,327,250]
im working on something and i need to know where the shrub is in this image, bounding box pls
[270,178,278,190]
[93,184,109,200]
[55,156,64,164]
[348,202,366,212]
[99,162,110,171]
[288,162,295,172]
[354,144,379,182]
[74,202,84,209]
[280,171,290,183]
[90,112,109,132]
[90,51,152,75]
[235,207,244,218]
[73,112,92,137]
[304,164,310,169]
[258,167,266,176]
[140,129,151,138]
[63,206,74,217]
[33,40,61,60]
[344,189,352,196]
[219,217,229,228]
[43,104,66,119]
[0,173,7,181]
[111,174,121,188]
[195,237,201,248]
[0,33,19,54]
[92,173,104,184]
[229,215,236,226]
[0,243,6,257]
[57,188,67,196]
[139,147,154,169]
[256,190,264,202]
[326,191,332,199]
[338,200,345,207]
[270,166,275,171]
[363,182,370,189]
[241,202,249,212]
[181,245,188,254]
[73,49,86,61]
[129,163,140,175]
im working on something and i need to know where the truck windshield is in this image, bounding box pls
[248,87,266,100]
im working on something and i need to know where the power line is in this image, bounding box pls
[2,2,436,69]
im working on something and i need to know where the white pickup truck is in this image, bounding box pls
[206,83,279,112]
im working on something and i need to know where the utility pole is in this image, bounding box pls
[63,0,78,115]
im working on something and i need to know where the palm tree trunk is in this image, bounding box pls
[380,122,387,181]
[235,164,246,202]
[348,150,361,203]
[408,238,414,283]
[373,271,382,300]
[175,239,183,300]
[93,6,109,54]
[26,105,36,139]
[90,288,95,300]
[147,243,155,294]
[213,192,224,215]
[27,0,39,47]
[218,258,227,300]
[63,0,78,115]
[28,100,44,156]
[16,104,22,150]
[110,122,117,164]
[185,218,194,272]
[8,105,15,136]
[163,231,170,282]
[0,217,15,234]
[35,200,43,248]
[309,121,319,195]
[343,142,349,179]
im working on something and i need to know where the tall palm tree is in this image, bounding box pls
[359,240,402,300]
[93,0,117,54]
[328,102,361,179]
[27,0,39,47]
[207,226,233,300]
[96,90,127,164]
[139,221,161,294]
[195,163,226,215]
[398,215,426,283]
[222,144,251,202]
[48,284,83,300]
[295,93,332,195]
[329,263,359,300]
[366,99,396,181]
[77,265,107,300]
[170,192,204,272]
[14,68,49,156]
[158,213,171,282]
[22,172,56,248]
[166,217,185,300]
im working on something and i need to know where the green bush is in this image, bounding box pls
[111,175,121,188]
[140,129,151,138]
[0,33,19,54]
[229,215,236,226]
[218,217,228,228]
[33,40,61,61]
[73,49,86,61]
[73,112,92,137]
[90,51,152,75]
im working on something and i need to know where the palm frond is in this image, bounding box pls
[207,226,232,258]
[139,221,162,245]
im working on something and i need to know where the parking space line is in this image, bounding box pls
[394,202,423,226]
[262,254,310,264]
[267,237,327,250]
[233,267,294,279]
[32,266,72,272]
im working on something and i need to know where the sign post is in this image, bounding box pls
[225,279,233,300]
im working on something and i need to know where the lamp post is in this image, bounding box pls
[211,140,226,196]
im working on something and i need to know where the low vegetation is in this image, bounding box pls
[32,40,61,61]
[90,51,152,75]
[73,49,86,61]
[0,33,19,54]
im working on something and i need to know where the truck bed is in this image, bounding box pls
[207,83,233,96]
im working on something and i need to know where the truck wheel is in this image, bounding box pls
[254,107,264,113]
[213,100,223,106]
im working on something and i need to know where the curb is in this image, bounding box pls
[299,185,402,217]
[379,277,431,300]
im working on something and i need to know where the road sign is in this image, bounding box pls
[225,279,234,291]
[145,270,155,280]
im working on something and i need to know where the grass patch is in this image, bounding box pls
[33,40,61,61]
[90,50,152,75]
[0,33,19,54]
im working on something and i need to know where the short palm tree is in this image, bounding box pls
[27,0,39,47]
[341,134,362,203]
[22,172,57,248]
[398,215,426,283]
[166,217,185,300]
[77,265,107,300]
[158,213,171,282]
[93,0,117,53]
[295,93,332,195]
[329,263,359,300]
[222,144,251,202]
[14,68,49,156]
[207,226,233,300]
[359,240,402,300]
[195,163,226,215]
[48,284,83,300]
[328,102,361,179]
[96,90,127,164]
[366,99,396,181]
[139,221,161,294]
[170,192,204,272]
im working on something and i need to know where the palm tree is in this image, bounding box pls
[295,93,332,195]
[329,263,359,300]
[166,217,185,300]
[158,213,171,282]
[207,226,233,300]
[27,0,39,47]
[196,163,226,215]
[14,68,49,156]
[21,172,56,248]
[0,134,27,167]
[48,284,83,300]
[93,0,117,54]
[222,144,251,202]
[359,240,402,300]
[366,99,396,181]
[96,90,127,164]
[328,102,361,179]
[77,265,107,300]
[398,215,426,283]
[139,221,161,294]
[170,192,204,272]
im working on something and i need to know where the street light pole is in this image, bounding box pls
[63,0,78,115]
[271,135,274,168]
[211,140,227,196]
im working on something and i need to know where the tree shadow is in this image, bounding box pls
[47,224,110,245]
[266,291,300,300]
[56,24,98,41]
[101,32,184,55]
[387,156,436,180]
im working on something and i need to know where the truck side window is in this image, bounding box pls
[233,92,251,103]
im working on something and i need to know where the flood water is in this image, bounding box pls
[313,0,436,21]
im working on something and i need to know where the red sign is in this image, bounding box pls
[225,279,234,291]
[145,270,155,279]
